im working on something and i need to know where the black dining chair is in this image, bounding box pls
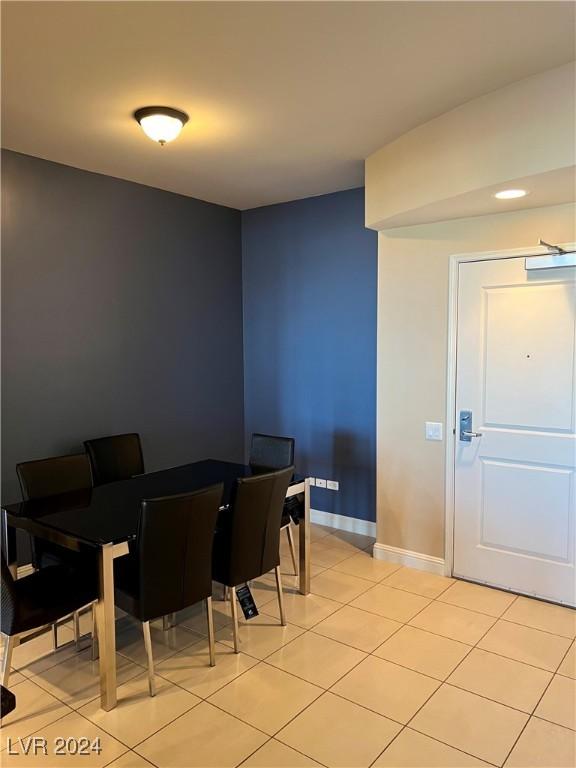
[0,553,97,687]
[84,433,144,486]
[212,466,294,652]
[249,433,298,574]
[112,484,223,696]
[16,453,94,573]
[17,453,93,503]
[16,452,95,649]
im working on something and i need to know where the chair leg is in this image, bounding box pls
[229,586,239,653]
[51,622,58,651]
[73,611,81,651]
[91,603,99,662]
[142,621,156,697]
[206,597,216,667]
[162,612,176,631]
[1,634,16,687]
[285,525,298,575]
[274,566,286,626]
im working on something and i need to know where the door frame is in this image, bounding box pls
[443,242,576,578]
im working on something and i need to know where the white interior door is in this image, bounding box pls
[453,255,576,605]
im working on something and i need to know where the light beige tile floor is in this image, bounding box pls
[373,624,470,680]
[373,728,492,767]
[207,664,322,735]
[408,600,497,644]
[331,655,440,723]
[1,711,126,767]
[438,579,517,617]
[350,583,431,622]
[78,673,200,747]
[558,640,575,678]
[505,717,576,767]
[410,684,529,765]
[477,618,572,671]
[0,678,72,751]
[240,738,323,767]
[533,673,576,730]
[276,692,401,768]
[311,605,401,652]
[446,647,553,712]
[265,630,366,688]
[381,566,455,599]
[3,522,575,768]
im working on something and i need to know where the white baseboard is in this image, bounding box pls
[311,509,377,538]
[373,542,446,575]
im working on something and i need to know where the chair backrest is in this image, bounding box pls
[225,466,294,585]
[249,433,295,473]
[136,484,223,621]
[16,453,92,500]
[1,554,18,635]
[84,433,144,486]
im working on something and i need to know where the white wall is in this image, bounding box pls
[376,203,576,559]
[366,61,576,565]
[366,63,575,230]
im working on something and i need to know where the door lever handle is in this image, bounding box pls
[459,411,482,442]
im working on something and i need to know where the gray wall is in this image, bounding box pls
[1,150,245,506]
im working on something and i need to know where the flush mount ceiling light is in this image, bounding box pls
[134,106,189,146]
[494,189,528,200]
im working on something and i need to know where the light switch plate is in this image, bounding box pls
[315,478,327,488]
[425,422,443,441]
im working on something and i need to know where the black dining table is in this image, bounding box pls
[2,459,311,711]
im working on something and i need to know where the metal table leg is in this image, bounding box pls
[95,543,116,711]
[298,478,311,595]
[94,541,128,711]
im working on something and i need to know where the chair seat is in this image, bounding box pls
[114,552,207,623]
[2,565,97,637]
[212,529,281,588]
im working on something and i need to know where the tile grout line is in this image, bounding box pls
[179,551,393,765]
[6,528,575,768]
[365,590,506,768]
[84,681,204,755]
[235,555,573,752]
[499,664,563,766]
[401,593,524,767]
[488,616,576,642]
[365,587,521,766]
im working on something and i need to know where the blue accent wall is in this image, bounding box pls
[242,188,378,521]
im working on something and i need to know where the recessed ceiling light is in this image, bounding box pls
[134,106,189,146]
[494,189,528,200]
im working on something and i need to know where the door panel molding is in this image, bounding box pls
[444,242,576,582]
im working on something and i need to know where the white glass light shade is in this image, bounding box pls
[134,107,189,145]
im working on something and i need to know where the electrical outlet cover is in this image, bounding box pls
[327,480,339,491]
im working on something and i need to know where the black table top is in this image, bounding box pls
[3,459,304,550]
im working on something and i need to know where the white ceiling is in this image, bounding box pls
[2,2,575,210]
